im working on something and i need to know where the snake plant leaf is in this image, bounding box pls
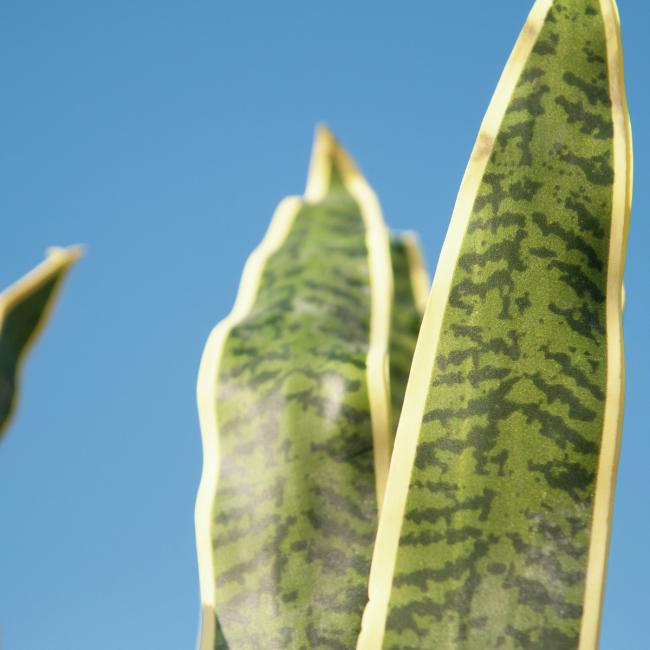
[388,233,429,441]
[358,0,632,648]
[0,246,82,438]
[195,126,393,649]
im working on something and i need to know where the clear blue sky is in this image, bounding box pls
[0,1,647,648]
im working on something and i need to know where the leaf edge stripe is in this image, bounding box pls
[578,1,632,648]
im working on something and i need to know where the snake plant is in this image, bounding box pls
[0,246,81,438]
[195,0,631,648]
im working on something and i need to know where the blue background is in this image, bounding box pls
[0,1,646,648]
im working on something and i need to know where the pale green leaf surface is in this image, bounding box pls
[388,234,428,441]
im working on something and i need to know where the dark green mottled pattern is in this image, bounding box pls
[389,236,424,439]
[212,159,377,648]
[386,2,614,648]
[0,275,60,432]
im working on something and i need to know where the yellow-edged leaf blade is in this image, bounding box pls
[358,0,631,648]
[0,245,82,437]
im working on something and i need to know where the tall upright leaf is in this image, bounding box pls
[0,246,81,437]
[195,127,393,648]
[358,0,632,648]
[388,233,429,440]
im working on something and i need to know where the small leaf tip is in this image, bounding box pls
[45,244,85,265]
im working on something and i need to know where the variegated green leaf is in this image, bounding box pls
[388,233,428,440]
[195,127,393,649]
[0,246,81,437]
[358,1,631,648]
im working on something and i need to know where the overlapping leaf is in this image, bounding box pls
[358,0,631,648]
